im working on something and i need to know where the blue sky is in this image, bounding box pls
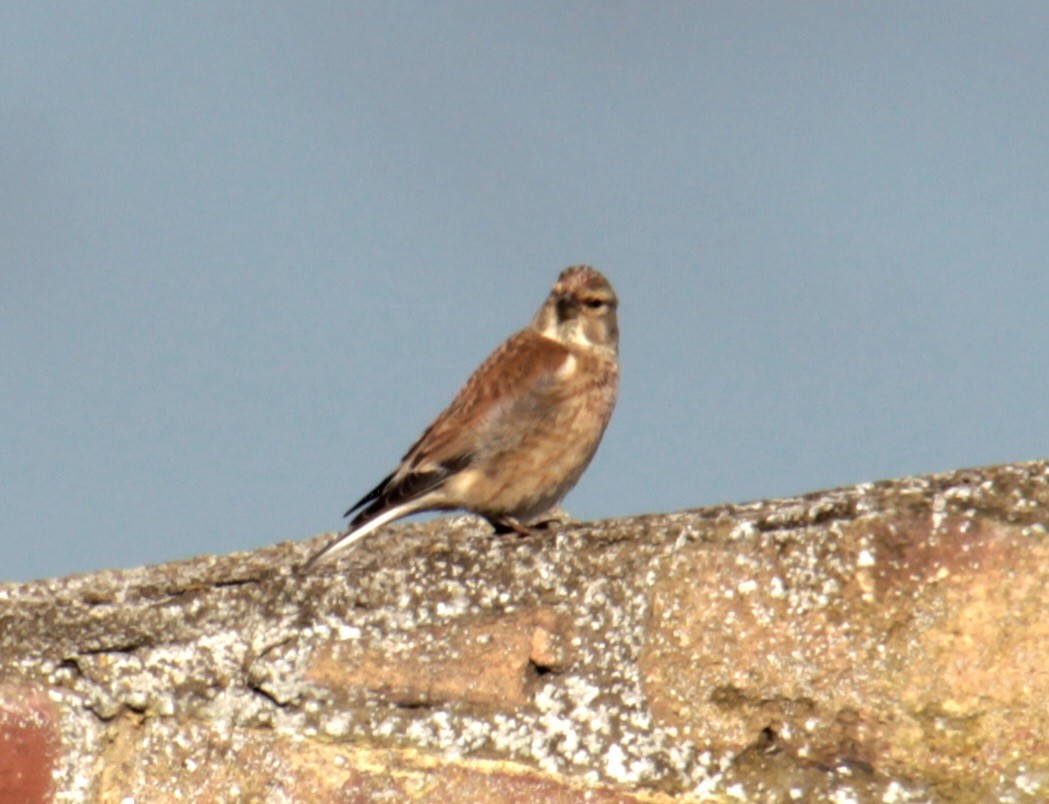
[3,3,1048,581]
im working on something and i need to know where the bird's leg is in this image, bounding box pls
[528,517,562,530]
[526,505,572,531]
[486,516,535,538]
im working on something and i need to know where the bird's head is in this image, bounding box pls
[532,266,619,354]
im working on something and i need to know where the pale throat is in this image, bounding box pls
[538,314,596,348]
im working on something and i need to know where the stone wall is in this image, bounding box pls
[2,461,1048,802]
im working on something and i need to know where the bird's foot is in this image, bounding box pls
[487,516,535,538]
[528,517,562,530]
[527,505,576,531]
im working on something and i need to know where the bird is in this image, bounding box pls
[302,265,620,570]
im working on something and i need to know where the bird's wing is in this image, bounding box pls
[395,328,573,477]
[360,329,573,521]
[302,330,572,571]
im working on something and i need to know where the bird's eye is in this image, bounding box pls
[583,298,606,309]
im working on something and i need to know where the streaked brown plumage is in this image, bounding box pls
[303,265,619,569]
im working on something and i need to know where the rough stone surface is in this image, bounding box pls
[1,460,1048,801]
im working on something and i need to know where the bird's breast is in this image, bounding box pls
[460,348,618,519]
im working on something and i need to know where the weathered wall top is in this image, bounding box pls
[2,460,1048,801]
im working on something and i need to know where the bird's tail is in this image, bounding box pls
[300,456,470,572]
[300,497,429,572]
